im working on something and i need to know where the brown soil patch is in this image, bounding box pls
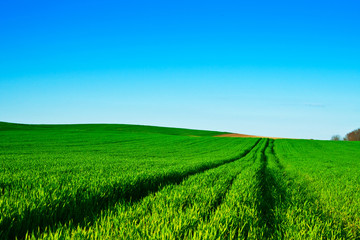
[215,133,282,139]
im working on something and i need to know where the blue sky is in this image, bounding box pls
[1,0,359,139]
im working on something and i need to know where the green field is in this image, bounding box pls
[1,122,360,239]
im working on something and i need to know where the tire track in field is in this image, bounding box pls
[255,139,281,239]
[4,139,262,240]
[180,138,269,239]
[253,139,277,238]
[200,139,266,222]
[257,139,302,239]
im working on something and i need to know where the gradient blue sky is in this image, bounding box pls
[1,0,359,139]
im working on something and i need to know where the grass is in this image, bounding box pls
[0,122,359,239]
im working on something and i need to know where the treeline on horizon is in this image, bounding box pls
[332,128,360,141]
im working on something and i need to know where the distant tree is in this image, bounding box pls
[331,135,341,141]
[345,128,360,141]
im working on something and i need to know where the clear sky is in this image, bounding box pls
[1,0,359,140]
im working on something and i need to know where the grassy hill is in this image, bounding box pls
[0,121,229,137]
